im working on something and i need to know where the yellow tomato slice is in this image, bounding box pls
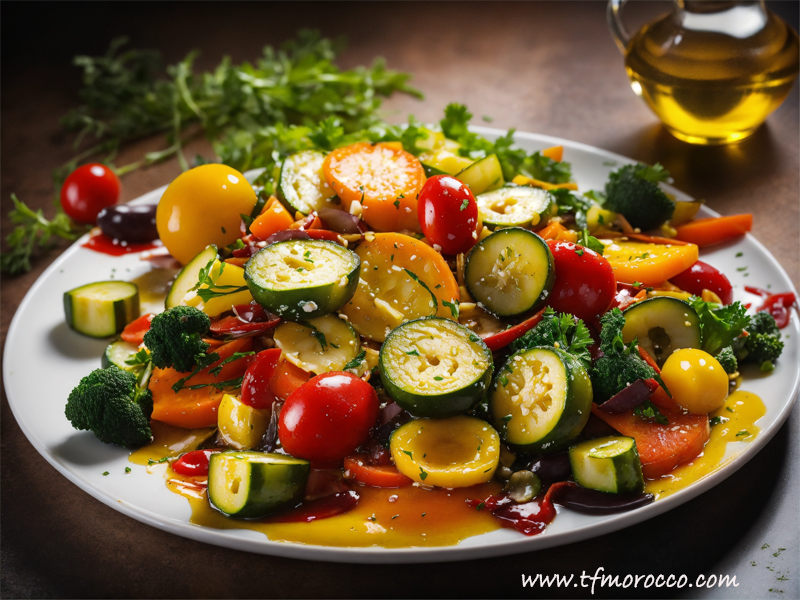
[341,233,459,342]
[601,239,699,286]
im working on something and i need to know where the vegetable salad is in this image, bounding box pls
[63,105,794,538]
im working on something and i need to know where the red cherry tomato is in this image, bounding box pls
[669,260,733,304]
[278,372,380,463]
[60,163,121,225]
[417,175,478,255]
[546,240,616,322]
[240,348,282,409]
[172,449,217,477]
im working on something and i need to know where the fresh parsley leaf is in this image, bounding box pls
[635,163,670,184]
[579,229,604,255]
[460,198,470,211]
[442,299,459,318]
[403,269,438,312]
[634,400,668,425]
[343,349,366,370]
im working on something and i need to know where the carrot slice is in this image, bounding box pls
[250,197,295,240]
[322,142,426,233]
[591,404,709,478]
[150,338,255,428]
[269,358,310,400]
[537,222,579,243]
[674,214,752,247]
[344,455,412,488]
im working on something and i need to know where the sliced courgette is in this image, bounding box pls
[278,150,337,215]
[464,227,555,317]
[569,436,645,494]
[477,185,553,229]
[165,245,218,309]
[208,451,309,519]
[490,347,592,455]
[380,317,493,418]
[245,239,360,321]
[273,314,361,375]
[622,296,701,367]
[389,416,501,487]
[64,281,140,338]
[418,149,473,176]
[102,340,141,370]
[455,154,504,195]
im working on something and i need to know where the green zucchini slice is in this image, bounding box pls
[245,239,360,321]
[278,150,337,215]
[63,281,140,338]
[102,340,142,370]
[569,436,645,494]
[477,185,553,229]
[464,227,555,317]
[455,154,504,195]
[165,245,218,308]
[490,347,592,455]
[380,317,493,418]
[622,296,701,367]
[273,314,361,375]
[208,451,310,519]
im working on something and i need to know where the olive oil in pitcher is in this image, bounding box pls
[609,1,799,145]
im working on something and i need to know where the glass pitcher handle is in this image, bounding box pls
[607,0,631,54]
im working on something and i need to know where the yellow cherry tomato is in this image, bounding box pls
[390,416,500,487]
[217,394,270,451]
[156,164,257,265]
[661,348,729,414]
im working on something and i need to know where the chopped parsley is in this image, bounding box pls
[460,198,470,211]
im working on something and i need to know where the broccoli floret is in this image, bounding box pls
[590,308,658,403]
[510,307,593,367]
[690,297,750,357]
[143,306,210,372]
[736,311,784,371]
[604,163,675,230]
[65,366,153,448]
[716,346,738,374]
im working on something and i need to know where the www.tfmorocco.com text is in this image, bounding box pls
[522,568,738,594]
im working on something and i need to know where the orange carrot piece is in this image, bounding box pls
[269,358,310,400]
[591,404,710,478]
[674,214,752,247]
[537,221,579,243]
[249,197,294,240]
[150,338,255,428]
[541,145,563,162]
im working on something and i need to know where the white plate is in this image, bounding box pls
[4,128,799,564]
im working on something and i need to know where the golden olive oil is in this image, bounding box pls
[624,3,799,144]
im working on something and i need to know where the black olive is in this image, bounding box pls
[97,204,158,243]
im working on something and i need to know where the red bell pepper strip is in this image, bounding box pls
[481,307,547,352]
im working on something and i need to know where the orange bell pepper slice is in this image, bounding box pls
[674,214,752,247]
[249,197,295,240]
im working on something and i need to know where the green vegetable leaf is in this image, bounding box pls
[634,400,668,425]
[579,229,605,255]
[635,163,670,184]
[343,349,366,371]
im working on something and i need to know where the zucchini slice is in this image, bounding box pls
[389,416,501,487]
[490,347,592,455]
[622,296,701,367]
[102,340,142,370]
[455,154,504,195]
[165,245,218,309]
[217,394,270,451]
[477,185,553,229]
[464,227,555,317]
[208,451,309,519]
[418,149,473,176]
[278,150,337,215]
[273,314,361,375]
[245,239,360,321]
[380,317,493,418]
[569,436,645,494]
[64,281,140,338]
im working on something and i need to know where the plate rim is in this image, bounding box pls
[4,127,799,564]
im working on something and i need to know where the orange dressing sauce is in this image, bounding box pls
[645,390,766,499]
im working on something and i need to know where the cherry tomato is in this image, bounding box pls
[417,175,478,255]
[60,163,120,225]
[172,449,217,477]
[670,260,733,305]
[546,240,616,322]
[240,349,282,409]
[120,313,154,345]
[278,372,380,463]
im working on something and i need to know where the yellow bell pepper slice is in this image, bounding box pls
[184,260,253,317]
[511,174,578,191]
[601,240,699,286]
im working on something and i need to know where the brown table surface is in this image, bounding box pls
[2,2,798,598]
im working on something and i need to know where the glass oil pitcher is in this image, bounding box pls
[608,0,799,144]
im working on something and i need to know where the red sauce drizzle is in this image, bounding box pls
[82,232,160,256]
[467,482,575,536]
[269,490,360,523]
[758,292,797,329]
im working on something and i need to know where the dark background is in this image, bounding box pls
[2,2,798,598]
